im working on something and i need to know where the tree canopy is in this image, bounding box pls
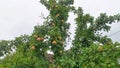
[0,0,120,68]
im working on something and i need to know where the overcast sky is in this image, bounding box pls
[0,0,120,42]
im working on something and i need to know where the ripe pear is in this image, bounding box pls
[31,45,35,50]
[52,40,57,45]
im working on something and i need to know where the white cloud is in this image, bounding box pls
[0,0,48,40]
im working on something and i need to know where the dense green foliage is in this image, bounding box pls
[0,40,13,56]
[0,0,120,68]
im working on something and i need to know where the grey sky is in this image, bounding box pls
[0,0,120,42]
